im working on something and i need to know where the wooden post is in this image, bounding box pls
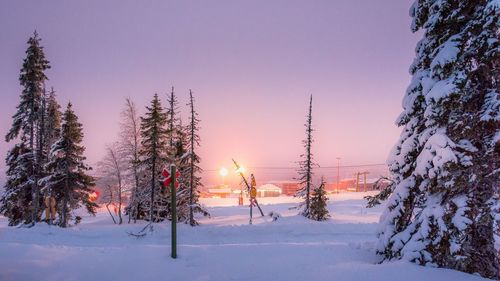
[363,172,367,192]
[171,165,177,259]
[356,173,360,192]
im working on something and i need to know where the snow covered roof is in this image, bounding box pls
[257,184,281,191]
[208,188,232,194]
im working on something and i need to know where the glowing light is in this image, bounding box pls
[219,167,228,177]
[236,166,246,174]
[89,191,99,202]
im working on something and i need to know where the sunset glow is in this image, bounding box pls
[0,0,418,187]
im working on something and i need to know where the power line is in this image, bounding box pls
[203,163,387,172]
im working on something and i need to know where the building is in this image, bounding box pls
[206,185,233,198]
[268,181,300,196]
[256,184,282,197]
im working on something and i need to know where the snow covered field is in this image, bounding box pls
[0,192,491,281]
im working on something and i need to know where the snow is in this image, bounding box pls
[430,35,461,73]
[415,131,457,179]
[481,90,499,121]
[0,192,490,281]
[425,77,457,104]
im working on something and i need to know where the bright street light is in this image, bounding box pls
[236,166,245,175]
[219,167,228,177]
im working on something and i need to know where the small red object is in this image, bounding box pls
[162,169,170,178]
[162,167,181,189]
[163,177,172,187]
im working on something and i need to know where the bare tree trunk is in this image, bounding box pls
[105,186,117,224]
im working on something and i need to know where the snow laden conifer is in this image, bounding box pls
[377,1,499,278]
[295,95,316,218]
[309,177,330,221]
[40,103,97,227]
[2,31,50,225]
[138,94,169,223]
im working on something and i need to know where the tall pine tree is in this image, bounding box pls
[185,90,208,225]
[295,95,315,217]
[138,94,169,223]
[378,1,499,278]
[40,103,97,227]
[2,31,50,225]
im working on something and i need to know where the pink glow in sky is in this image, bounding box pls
[0,1,418,184]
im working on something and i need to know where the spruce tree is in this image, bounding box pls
[185,90,208,225]
[5,31,50,143]
[295,95,315,217]
[3,31,50,225]
[308,177,330,221]
[40,103,97,227]
[378,1,499,278]
[139,94,169,223]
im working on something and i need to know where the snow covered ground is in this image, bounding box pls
[0,192,492,281]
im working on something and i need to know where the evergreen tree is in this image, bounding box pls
[3,31,50,225]
[138,94,169,223]
[295,95,315,217]
[40,103,97,227]
[308,177,329,221]
[378,1,499,278]
[185,91,209,225]
[0,141,34,226]
[5,31,50,143]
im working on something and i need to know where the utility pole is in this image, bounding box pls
[336,157,341,193]
[170,165,177,259]
[354,171,369,192]
[355,172,359,192]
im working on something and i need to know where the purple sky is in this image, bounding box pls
[0,1,418,184]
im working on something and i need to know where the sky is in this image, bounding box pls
[0,1,419,185]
